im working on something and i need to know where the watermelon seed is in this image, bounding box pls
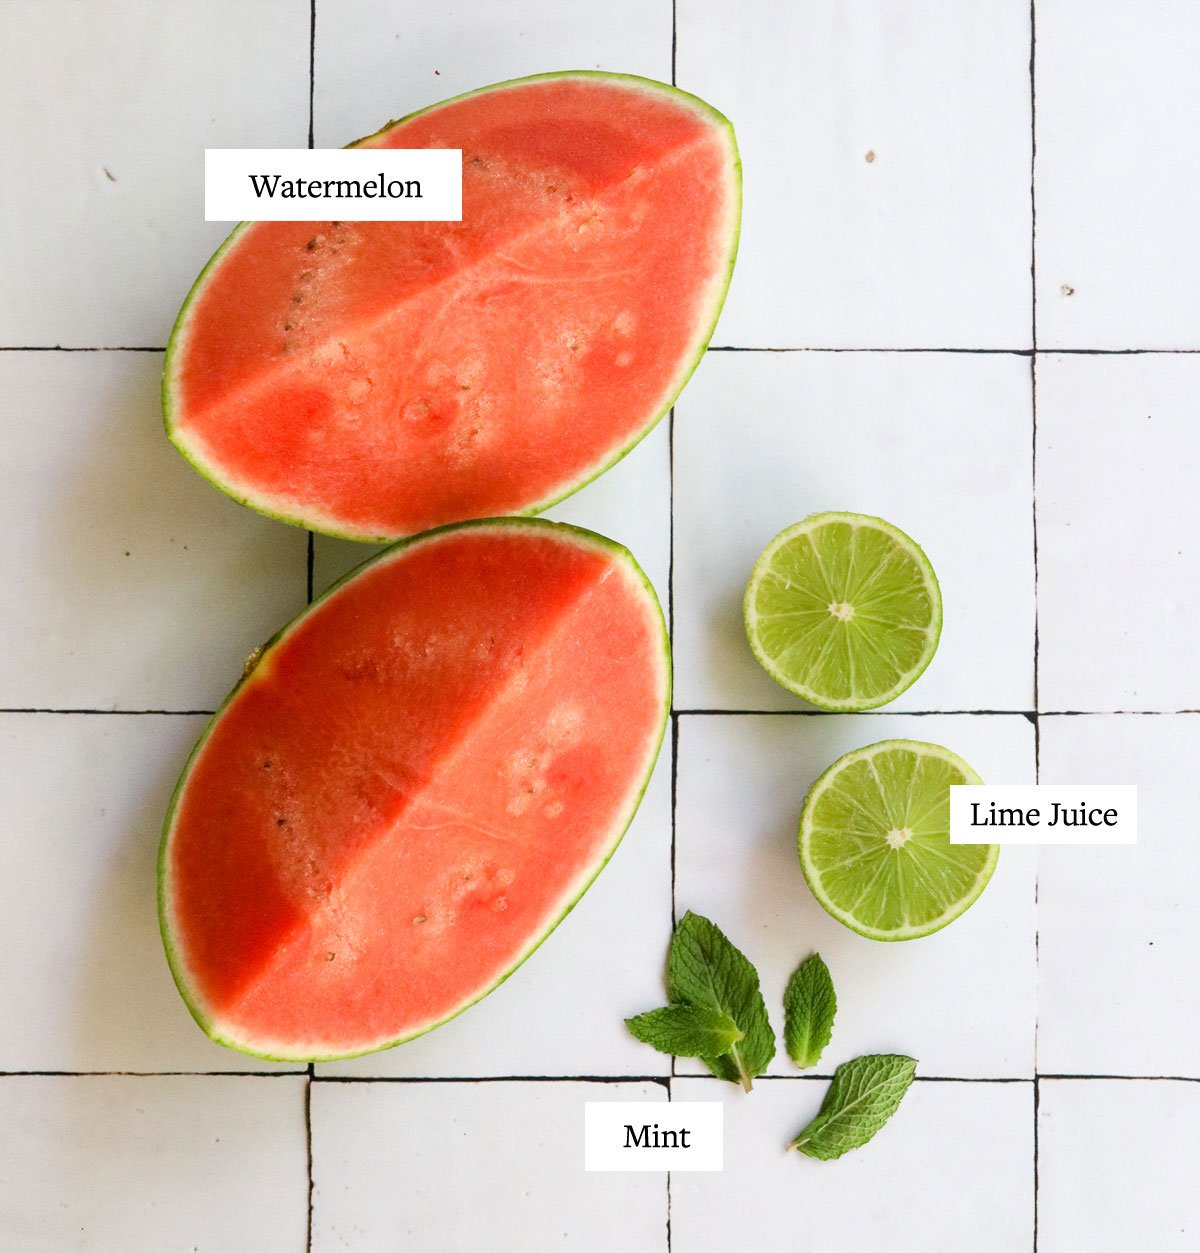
[325,952,336,962]
[413,915,427,924]
[291,293,303,304]
[306,237,320,251]
[262,759,271,770]
[275,816,287,827]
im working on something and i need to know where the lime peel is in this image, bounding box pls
[743,512,942,711]
[798,739,998,942]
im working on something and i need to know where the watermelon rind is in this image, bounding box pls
[157,516,671,1061]
[162,70,741,542]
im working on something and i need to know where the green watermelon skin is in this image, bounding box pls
[163,71,740,541]
[159,518,670,1061]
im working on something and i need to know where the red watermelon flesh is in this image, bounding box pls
[158,520,669,1060]
[164,72,740,540]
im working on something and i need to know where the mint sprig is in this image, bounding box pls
[790,1054,917,1160]
[625,1005,744,1059]
[783,952,836,1069]
[667,911,775,1091]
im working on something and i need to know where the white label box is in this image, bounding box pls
[950,785,1137,845]
[204,148,462,222]
[584,1101,723,1172]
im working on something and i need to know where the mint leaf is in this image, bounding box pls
[667,911,776,1091]
[783,952,836,1069]
[790,1054,917,1160]
[625,1005,745,1059]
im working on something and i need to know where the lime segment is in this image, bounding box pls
[798,739,997,941]
[743,512,941,710]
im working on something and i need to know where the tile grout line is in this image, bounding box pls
[308,0,316,150]
[0,708,218,716]
[305,1068,315,1253]
[0,346,167,352]
[1032,1074,1041,1253]
[309,1074,674,1085]
[706,346,1200,355]
[1030,4,1040,1250]
[0,1070,308,1079]
[6,1070,1197,1082]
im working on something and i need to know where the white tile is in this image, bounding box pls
[674,714,1037,1079]
[0,1075,308,1251]
[1035,2,1200,348]
[312,1079,667,1251]
[676,1,1031,349]
[311,536,383,602]
[1039,1079,1200,1252]
[1036,354,1200,711]
[320,741,671,1078]
[0,352,307,710]
[0,1,309,347]
[1037,715,1200,1077]
[673,351,1034,712]
[313,419,672,624]
[314,0,672,148]
[672,1076,1032,1252]
[0,714,299,1072]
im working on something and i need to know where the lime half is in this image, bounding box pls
[743,512,941,710]
[798,739,997,941]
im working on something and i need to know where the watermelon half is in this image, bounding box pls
[158,519,669,1060]
[163,71,740,540]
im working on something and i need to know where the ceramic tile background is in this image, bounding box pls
[1,1,1197,1250]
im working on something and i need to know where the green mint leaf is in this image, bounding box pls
[624,1005,745,1059]
[667,911,776,1091]
[790,1054,917,1160]
[783,952,837,1070]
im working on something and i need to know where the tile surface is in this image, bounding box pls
[673,351,1035,712]
[1036,354,1200,711]
[0,352,307,711]
[672,1077,1033,1253]
[0,1075,308,1252]
[1038,1079,1200,1253]
[1035,1,1200,348]
[3,0,1200,1246]
[1037,715,1200,1077]
[0,0,309,347]
[311,1080,667,1251]
[320,744,672,1078]
[676,0,1031,349]
[674,713,1038,1078]
[314,0,672,148]
[0,714,300,1073]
